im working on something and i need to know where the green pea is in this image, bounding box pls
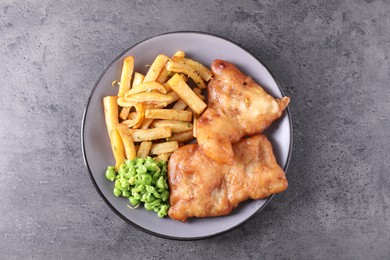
[144,202,153,211]
[122,190,131,198]
[128,163,136,173]
[129,196,139,205]
[132,192,141,200]
[145,157,153,164]
[150,198,162,207]
[136,165,147,174]
[137,174,152,185]
[128,176,136,185]
[140,193,147,202]
[160,163,167,174]
[132,184,145,193]
[146,186,161,198]
[105,166,116,181]
[136,157,145,166]
[115,179,122,189]
[113,187,122,197]
[152,171,161,180]
[157,161,165,169]
[126,159,135,167]
[158,205,169,218]
[124,169,135,179]
[156,176,165,190]
[161,190,169,202]
[145,193,156,203]
[106,156,170,217]
[120,178,129,190]
[118,164,128,176]
[145,158,160,172]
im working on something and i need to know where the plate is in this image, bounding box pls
[82,32,292,240]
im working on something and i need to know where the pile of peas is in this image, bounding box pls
[105,157,170,218]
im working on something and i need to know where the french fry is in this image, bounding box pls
[131,127,172,142]
[151,119,193,133]
[164,91,180,105]
[137,141,152,158]
[172,50,185,59]
[119,107,130,120]
[144,54,170,82]
[155,152,172,162]
[150,141,179,155]
[119,96,170,109]
[168,130,194,143]
[154,104,169,109]
[141,118,154,129]
[120,103,144,128]
[157,67,169,84]
[172,57,212,82]
[133,103,145,129]
[118,131,136,160]
[118,56,134,97]
[166,61,206,89]
[125,92,175,104]
[179,73,189,82]
[145,109,192,122]
[127,111,138,120]
[116,124,133,136]
[172,99,187,110]
[168,51,185,88]
[117,97,136,108]
[166,74,207,114]
[163,73,188,92]
[121,119,136,128]
[105,52,210,164]
[125,82,167,96]
[103,96,119,136]
[143,104,158,109]
[132,72,144,88]
[110,129,125,170]
[163,83,171,92]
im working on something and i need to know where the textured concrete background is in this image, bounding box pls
[1,0,389,259]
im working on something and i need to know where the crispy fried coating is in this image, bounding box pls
[168,135,288,222]
[196,60,290,165]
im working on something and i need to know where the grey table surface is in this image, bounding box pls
[1,0,389,259]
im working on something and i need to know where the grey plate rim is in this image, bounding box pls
[81,31,293,241]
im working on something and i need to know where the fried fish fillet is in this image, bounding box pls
[168,134,288,222]
[196,60,290,165]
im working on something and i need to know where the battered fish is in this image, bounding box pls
[197,60,290,165]
[168,135,288,222]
